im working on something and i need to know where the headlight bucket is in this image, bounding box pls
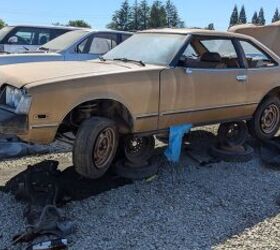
[4,86,32,114]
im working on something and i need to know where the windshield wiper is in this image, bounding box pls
[99,56,106,61]
[113,58,145,66]
[39,46,50,52]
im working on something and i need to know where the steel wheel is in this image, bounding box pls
[123,135,155,164]
[93,127,116,169]
[260,104,280,134]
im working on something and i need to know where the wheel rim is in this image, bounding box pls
[126,137,147,155]
[260,104,280,134]
[93,127,116,169]
[226,123,241,144]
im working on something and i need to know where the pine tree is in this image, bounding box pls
[165,0,181,28]
[229,5,239,27]
[107,0,133,31]
[149,1,167,28]
[138,0,150,30]
[131,0,140,30]
[239,5,247,24]
[272,8,280,23]
[252,11,258,24]
[207,23,215,30]
[257,7,266,25]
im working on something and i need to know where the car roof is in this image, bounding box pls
[139,28,253,39]
[7,24,80,30]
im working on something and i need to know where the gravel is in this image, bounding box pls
[1,127,280,249]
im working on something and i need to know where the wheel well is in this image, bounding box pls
[57,99,134,135]
[262,87,280,102]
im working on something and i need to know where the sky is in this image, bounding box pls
[1,0,279,31]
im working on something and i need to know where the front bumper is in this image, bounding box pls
[0,108,28,135]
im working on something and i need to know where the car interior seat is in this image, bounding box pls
[39,36,48,45]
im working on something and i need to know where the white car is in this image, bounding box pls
[0,25,78,53]
[0,29,132,65]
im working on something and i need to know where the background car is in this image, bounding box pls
[0,25,79,54]
[0,29,132,65]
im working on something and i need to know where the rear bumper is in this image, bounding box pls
[0,108,28,135]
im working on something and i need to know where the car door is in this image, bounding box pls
[66,33,118,61]
[159,36,248,129]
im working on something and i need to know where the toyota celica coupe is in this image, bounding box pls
[0,28,279,179]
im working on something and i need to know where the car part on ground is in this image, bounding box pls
[26,238,68,250]
[4,161,75,247]
[210,144,254,163]
[123,135,155,165]
[73,117,119,179]
[210,121,254,162]
[259,137,280,168]
[218,122,248,147]
[114,160,159,180]
[248,97,280,141]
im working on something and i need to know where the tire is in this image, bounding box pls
[209,144,254,163]
[218,122,248,147]
[123,135,155,164]
[73,117,119,179]
[114,160,159,180]
[248,97,280,141]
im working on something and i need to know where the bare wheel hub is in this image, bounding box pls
[260,104,280,134]
[128,137,146,153]
[93,128,115,169]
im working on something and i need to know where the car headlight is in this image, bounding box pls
[5,86,32,114]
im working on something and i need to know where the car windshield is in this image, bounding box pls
[103,33,188,65]
[0,26,13,42]
[41,30,89,52]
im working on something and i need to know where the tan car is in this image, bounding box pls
[0,28,279,179]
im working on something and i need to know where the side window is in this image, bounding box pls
[121,34,131,42]
[51,29,69,39]
[240,40,277,68]
[179,38,240,69]
[7,27,37,45]
[77,38,89,53]
[88,35,117,55]
[38,31,51,45]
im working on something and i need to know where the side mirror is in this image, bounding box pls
[8,36,18,44]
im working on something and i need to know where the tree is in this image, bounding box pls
[0,19,6,29]
[107,0,132,31]
[165,0,182,28]
[239,5,247,24]
[68,20,91,28]
[252,11,258,24]
[257,7,265,25]
[149,0,167,28]
[138,0,150,30]
[206,23,215,30]
[272,8,280,23]
[229,5,239,27]
[131,0,140,30]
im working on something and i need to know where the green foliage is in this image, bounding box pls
[165,0,183,28]
[0,19,6,29]
[108,0,184,31]
[239,5,247,24]
[272,8,280,23]
[229,5,239,27]
[149,1,167,28]
[251,11,258,24]
[206,23,215,30]
[257,7,266,25]
[107,0,132,31]
[138,0,150,30]
[67,20,91,28]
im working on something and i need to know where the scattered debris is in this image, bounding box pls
[26,238,68,250]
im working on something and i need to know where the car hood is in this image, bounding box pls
[0,61,165,89]
[0,53,63,65]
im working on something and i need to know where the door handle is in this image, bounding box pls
[236,75,247,82]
